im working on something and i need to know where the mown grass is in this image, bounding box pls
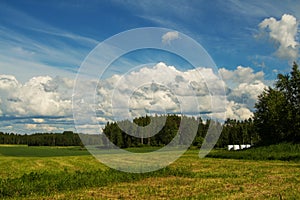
[0,145,89,157]
[125,146,161,153]
[0,167,192,198]
[0,144,299,199]
[0,145,103,179]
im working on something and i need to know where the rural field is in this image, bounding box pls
[0,144,299,199]
[2,1,300,200]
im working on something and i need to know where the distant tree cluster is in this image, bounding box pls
[217,118,259,147]
[102,115,204,148]
[0,131,82,146]
[102,115,256,148]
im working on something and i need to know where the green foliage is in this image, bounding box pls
[206,118,259,148]
[254,88,287,144]
[103,115,258,149]
[254,62,300,144]
[103,114,207,148]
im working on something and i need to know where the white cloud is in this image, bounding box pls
[25,123,62,132]
[32,118,45,123]
[219,66,268,118]
[162,31,179,44]
[0,75,73,117]
[26,124,37,129]
[0,63,270,133]
[4,125,13,129]
[225,101,253,120]
[93,62,268,122]
[0,75,19,90]
[220,66,264,86]
[229,80,266,105]
[94,62,226,122]
[259,14,299,61]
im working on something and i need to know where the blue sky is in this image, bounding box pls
[1,0,299,79]
[0,0,299,133]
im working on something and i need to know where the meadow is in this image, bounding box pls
[0,145,299,199]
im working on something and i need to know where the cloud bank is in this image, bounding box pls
[0,75,73,117]
[0,63,268,133]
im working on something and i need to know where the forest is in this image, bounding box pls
[0,131,82,146]
[0,117,257,148]
[0,62,299,148]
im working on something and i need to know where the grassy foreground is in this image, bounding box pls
[0,145,299,199]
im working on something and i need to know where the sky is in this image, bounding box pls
[0,0,299,134]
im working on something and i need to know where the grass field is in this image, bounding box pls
[207,143,300,161]
[0,145,299,199]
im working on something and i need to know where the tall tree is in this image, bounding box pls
[276,62,300,142]
[254,88,286,144]
[254,62,300,144]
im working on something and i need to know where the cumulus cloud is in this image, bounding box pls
[225,101,253,120]
[259,14,299,61]
[0,74,77,133]
[219,66,267,110]
[219,66,267,118]
[220,66,264,85]
[94,62,226,122]
[162,31,179,44]
[0,75,73,117]
[0,75,19,90]
[228,80,266,106]
[93,62,268,123]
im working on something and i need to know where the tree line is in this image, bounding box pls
[102,115,258,148]
[0,131,83,146]
[0,116,256,148]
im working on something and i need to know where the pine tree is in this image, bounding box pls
[254,62,300,144]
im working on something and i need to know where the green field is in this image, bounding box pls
[0,145,299,199]
[207,143,300,161]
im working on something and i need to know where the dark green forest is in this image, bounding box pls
[0,131,82,146]
[1,63,299,148]
[102,115,259,148]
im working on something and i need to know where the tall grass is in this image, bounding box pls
[207,143,300,161]
[0,167,193,198]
